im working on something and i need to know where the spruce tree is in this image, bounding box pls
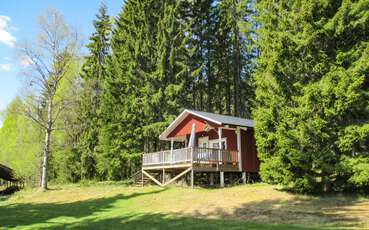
[78,3,112,180]
[142,0,195,152]
[98,0,160,179]
[187,0,218,111]
[98,0,197,179]
[254,0,369,193]
[216,0,256,117]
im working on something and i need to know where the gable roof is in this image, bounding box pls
[159,109,254,140]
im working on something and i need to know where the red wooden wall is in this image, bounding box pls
[241,129,259,172]
[168,114,219,138]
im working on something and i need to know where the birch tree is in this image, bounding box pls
[20,9,80,191]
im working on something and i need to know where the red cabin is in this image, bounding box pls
[141,109,259,187]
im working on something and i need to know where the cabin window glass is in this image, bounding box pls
[209,138,227,149]
[198,136,209,148]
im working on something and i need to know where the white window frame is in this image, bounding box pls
[209,138,227,150]
[198,136,209,148]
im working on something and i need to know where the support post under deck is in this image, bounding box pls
[242,172,246,184]
[162,168,165,184]
[220,171,224,188]
[141,169,144,187]
[210,173,214,186]
[191,169,194,188]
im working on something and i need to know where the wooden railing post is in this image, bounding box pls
[170,138,174,164]
[190,147,194,164]
[218,128,222,169]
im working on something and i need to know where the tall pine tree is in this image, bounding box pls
[98,0,160,179]
[187,0,218,111]
[142,0,196,152]
[216,0,256,117]
[78,3,112,180]
[98,0,197,179]
[254,0,369,193]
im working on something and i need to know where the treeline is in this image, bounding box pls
[0,0,368,193]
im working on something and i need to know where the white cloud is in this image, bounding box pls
[0,63,12,71]
[19,55,32,67]
[0,15,16,47]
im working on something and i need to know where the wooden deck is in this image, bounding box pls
[141,147,241,187]
[142,147,239,171]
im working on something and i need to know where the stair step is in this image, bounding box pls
[131,170,162,186]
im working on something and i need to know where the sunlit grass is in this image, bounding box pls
[1,183,368,229]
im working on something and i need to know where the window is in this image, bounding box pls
[209,138,227,150]
[198,136,209,148]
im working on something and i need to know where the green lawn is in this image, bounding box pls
[0,183,368,229]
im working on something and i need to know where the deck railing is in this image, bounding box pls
[142,147,238,166]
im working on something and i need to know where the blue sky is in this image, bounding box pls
[0,0,123,123]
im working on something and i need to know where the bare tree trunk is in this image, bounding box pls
[41,100,52,191]
[41,129,51,191]
[20,9,80,191]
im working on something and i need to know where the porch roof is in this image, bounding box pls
[159,109,254,140]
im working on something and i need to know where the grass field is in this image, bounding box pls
[0,183,368,229]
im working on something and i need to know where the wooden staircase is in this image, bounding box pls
[131,170,160,186]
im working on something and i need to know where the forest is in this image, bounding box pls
[0,0,368,194]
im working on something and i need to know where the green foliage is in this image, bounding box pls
[0,61,82,186]
[97,0,155,180]
[341,156,369,190]
[50,59,84,183]
[77,3,112,180]
[254,0,369,193]
[97,0,197,180]
[0,98,42,185]
[216,0,256,117]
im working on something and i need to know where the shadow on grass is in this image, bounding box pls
[0,188,165,229]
